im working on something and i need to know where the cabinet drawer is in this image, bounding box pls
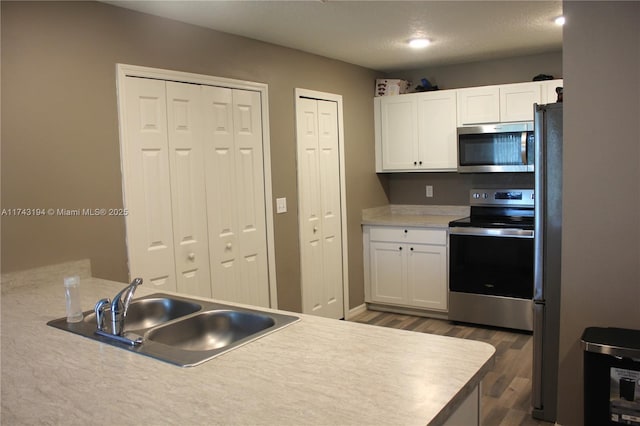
[369,226,446,245]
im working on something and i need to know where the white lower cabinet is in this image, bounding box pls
[364,225,448,312]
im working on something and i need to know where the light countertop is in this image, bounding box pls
[362,205,469,228]
[1,263,494,425]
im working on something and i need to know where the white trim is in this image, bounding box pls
[294,88,349,319]
[346,303,367,320]
[116,64,278,308]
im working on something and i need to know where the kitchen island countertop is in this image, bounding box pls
[1,265,494,425]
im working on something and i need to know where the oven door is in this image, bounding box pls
[449,227,534,299]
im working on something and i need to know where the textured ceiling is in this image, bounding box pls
[104,0,563,72]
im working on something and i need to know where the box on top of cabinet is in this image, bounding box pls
[375,79,410,97]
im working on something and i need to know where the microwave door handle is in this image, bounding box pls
[521,131,528,165]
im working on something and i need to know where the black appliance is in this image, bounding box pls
[448,189,535,331]
[582,327,640,426]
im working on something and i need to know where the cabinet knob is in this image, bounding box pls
[404,229,408,234]
[188,252,196,261]
[226,243,232,250]
[418,161,423,165]
[413,161,417,166]
[410,247,414,251]
[399,246,403,251]
[313,226,318,233]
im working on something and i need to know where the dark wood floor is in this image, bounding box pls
[349,309,555,426]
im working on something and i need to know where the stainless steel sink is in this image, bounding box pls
[83,296,202,333]
[146,310,275,351]
[47,293,299,367]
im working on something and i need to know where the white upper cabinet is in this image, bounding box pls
[417,91,458,170]
[456,86,500,125]
[375,89,457,172]
[375,79,562,173]
[499,82,542,123]
[376,94,419,170]
[457,80,562,125]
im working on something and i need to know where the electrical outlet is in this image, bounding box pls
[426,185,434,198]
[276,197,287,214]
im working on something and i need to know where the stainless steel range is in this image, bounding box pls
[448,189,534,331]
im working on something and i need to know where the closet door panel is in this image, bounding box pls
[296,98,324,314]
[203,86,269,306]
[123,77,176,291]
[166,82,211,297]
[232,89,269,307]
[317,100,343,319]
[202,86,238,268]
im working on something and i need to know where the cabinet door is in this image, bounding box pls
[457,86,500,125]
[406,243,448,311]
[500,82,542,122]
[370,241,406,304]
[379,95,418,170]
[417,91,458,170]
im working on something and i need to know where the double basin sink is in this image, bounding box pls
[47,293,299,367]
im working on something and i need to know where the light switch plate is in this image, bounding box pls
[276,197,287,214]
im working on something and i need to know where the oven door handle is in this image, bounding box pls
[449,227,534,238]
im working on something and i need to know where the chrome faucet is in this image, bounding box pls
[94,278,143,345]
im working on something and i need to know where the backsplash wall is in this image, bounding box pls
[384,172,535,205]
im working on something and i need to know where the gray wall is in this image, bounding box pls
[0,1,389,312]
[395,50,563,91]
[558,2,640,424]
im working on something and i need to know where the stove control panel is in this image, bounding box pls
[470,189,534,207]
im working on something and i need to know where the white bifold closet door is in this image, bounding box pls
[296,98,344,319]
[123,77,211,297]
[201,86,269,307]
[122,76,269,306]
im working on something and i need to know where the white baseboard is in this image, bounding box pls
[346,303,367,319]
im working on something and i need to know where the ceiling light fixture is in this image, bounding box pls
[408,38,431,49]
[554,16,565,26]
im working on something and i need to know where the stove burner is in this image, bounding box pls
[449,189,535,231]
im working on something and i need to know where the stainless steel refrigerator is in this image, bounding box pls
[532,102,563,422]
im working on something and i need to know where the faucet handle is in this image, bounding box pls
[94,298,111,331]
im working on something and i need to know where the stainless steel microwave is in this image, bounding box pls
[457,122,534,173]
